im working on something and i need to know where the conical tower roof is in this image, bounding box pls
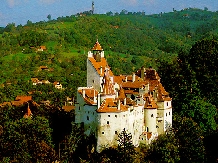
[23,102,33,118]
[91,40,103,51]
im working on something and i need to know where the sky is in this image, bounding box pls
[0,0,217,27]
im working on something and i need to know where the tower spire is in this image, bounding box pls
[23,102,33,118]
[92,1,94,14]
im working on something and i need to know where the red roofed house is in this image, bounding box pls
[75,40,172,152]
[38,45,46,52]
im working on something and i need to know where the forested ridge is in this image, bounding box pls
[0,8,218,162]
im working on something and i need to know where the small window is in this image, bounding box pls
[108,115,110,117]
[169,112,170,115]
[92,80,95,83]
[167,102,168,106]
[115,131,117,134]
[79,107,80,110]
[87,116,89,120]
[166,113,167,116]
[107,121,109,125]
[102,132,104,134]
[123,115,125,117]
[115,115,117,118]
[151,114,154,117]
[88,111,89,114]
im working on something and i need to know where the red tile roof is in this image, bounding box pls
[15,96,32,102]
[97,98,128,113]
[62,105,75,112]
[78,88,98,105]
[121,81,148,89]
[40,46,46,50]
[88,57,113,77]
[144,96,158,109]
[91,40,103,51]
[23,103,32,118]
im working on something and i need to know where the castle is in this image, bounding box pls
[75,40,172,151]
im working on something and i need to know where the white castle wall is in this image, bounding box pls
[87,59,102,91]
[144,108,157,133]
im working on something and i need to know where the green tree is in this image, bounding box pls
[145,133,180,163]
[1,116,56,162]
[173,114,206,163]
[117,128,136,163]
[47,14,52,21]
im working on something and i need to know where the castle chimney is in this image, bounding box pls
[132,73,135,82]
[125,76,127,82]
[100,66,102,75]
[97,93,101,108]
[94,90,97,103]
[117,99,121,110]
[116,90,119,98]
[82,89,85,98]
[141,66,145,79]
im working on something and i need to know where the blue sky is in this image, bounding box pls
[0,0,217,27]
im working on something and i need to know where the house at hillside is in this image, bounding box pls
[75,40,172,152]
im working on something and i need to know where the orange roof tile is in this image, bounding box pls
[40,45,46,50]
[91,40,103,51]
[121,81,148,89]
[118,88,126,99]
[124,90,139,94]
[102,70,115,95]
[23,103,32,118]
[88,57,113,77]
[31,78,39,83]
[39,66,48,69]
[11,101,24,106]
[114,75,126,85]
[97,98,128,113]
[0,102,11,107]
[78,88,98,105]
[145,68,161,81]
[62,105,75,112]
[144,96,158,109]
[15,96,32,102]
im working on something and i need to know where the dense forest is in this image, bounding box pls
[0,8,218,162]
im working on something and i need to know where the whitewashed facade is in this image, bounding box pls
[75,40,172,152]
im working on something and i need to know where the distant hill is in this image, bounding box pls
[0,8,217,81]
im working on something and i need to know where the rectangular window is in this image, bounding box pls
[115,131,117,134]
[108,115,110,117]
[107,121,109,124]
[87,116,89,120]
[102,132,104,134]
[115,115,117,118]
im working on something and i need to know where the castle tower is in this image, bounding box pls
[92,1,94,14]
[144,95,157,133]
[87,40,112,92]
[92,39,103,62]
[23,102,33,118]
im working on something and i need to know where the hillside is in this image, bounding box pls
[0,8,218,162]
